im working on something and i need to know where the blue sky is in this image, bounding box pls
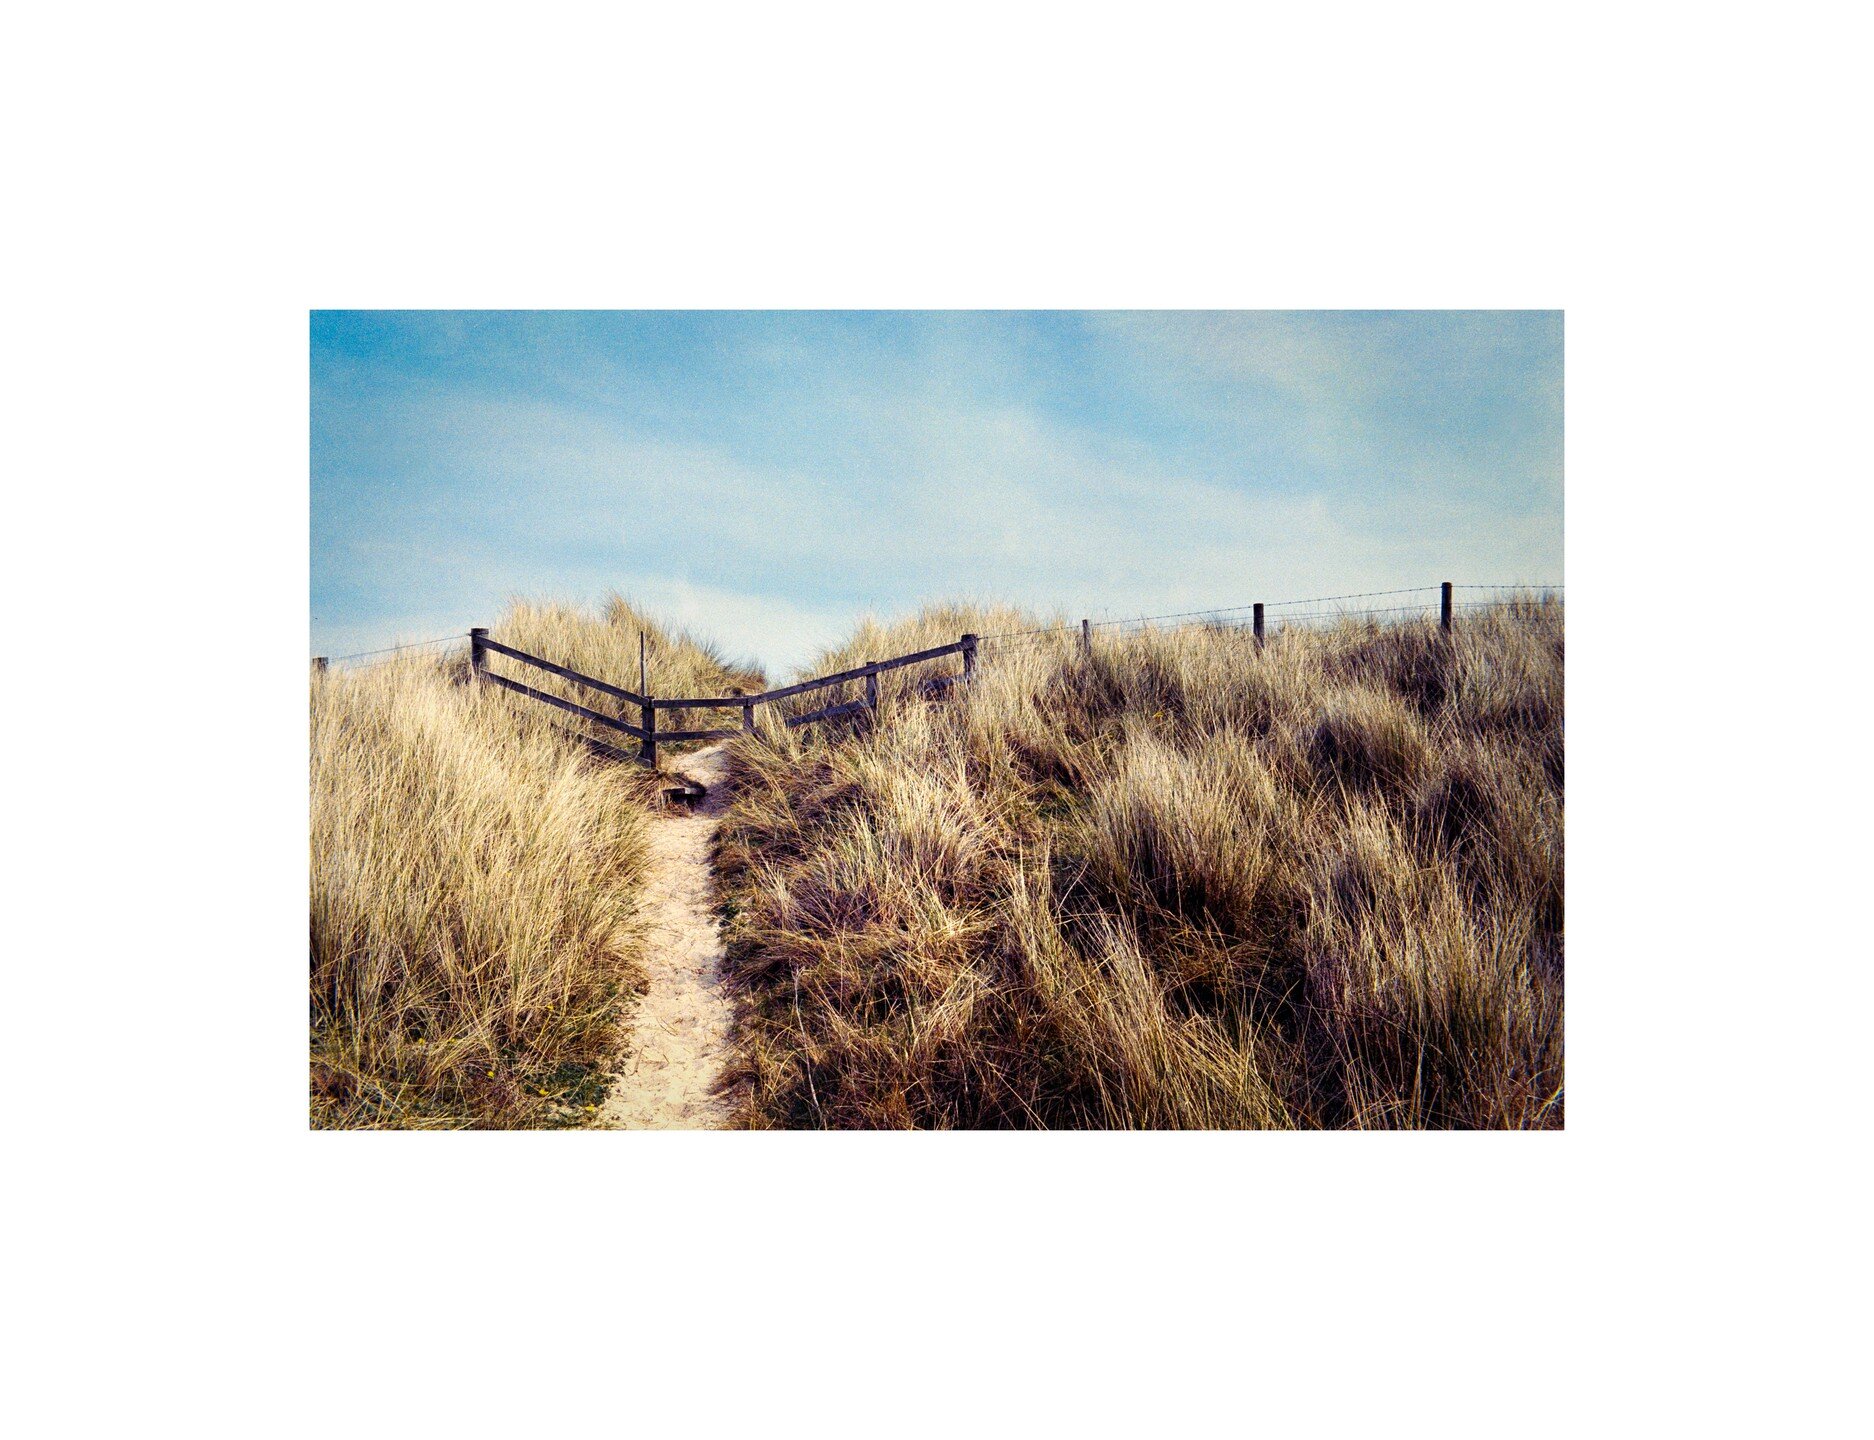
[311,311,1562,673]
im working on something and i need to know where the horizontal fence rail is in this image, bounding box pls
[315,582,1561,765]
[481,671,650,740]
[479,636,647,708]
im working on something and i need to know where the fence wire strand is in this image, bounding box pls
[321,633,467,664]
[1261,585,1440,610]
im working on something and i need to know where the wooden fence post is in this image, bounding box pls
[865,662,879,712]
[961,633,978,681]
[470,627,488,678]
[1253,604,1264,645]
[1440,582,1453,633]
[1081,618,1091,657]
[638,631,657,764]
[312,656,328,674]
[733,687,755,735]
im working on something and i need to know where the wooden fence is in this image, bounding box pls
[470,627,978,766]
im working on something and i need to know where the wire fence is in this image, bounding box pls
[313,582,1563,669]
[976,582,1562,652]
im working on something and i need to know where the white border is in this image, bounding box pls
[8,4,1860,1434]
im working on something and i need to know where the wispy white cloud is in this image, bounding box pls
[313,311,1562,672]
[604,575,854,676]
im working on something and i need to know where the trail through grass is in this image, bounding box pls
[599,745,739,1129]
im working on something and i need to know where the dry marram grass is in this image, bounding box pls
[308,595,760,1128]
[310,588,1562,1130]
[715,598,1563,1129]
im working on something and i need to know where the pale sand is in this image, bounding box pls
[598,743,738,1130]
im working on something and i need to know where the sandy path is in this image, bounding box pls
[599,744,737,1129]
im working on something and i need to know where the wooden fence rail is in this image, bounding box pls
[479,634,647,707]
[470,627,979,766]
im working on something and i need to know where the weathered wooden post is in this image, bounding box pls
[1081,618,1091,657]
[638,630,657,765]
[961,633,978,681]
[1252,604,1264,645]
[639,696,657,767]
[865,662,879,712]
[1440,582,1453,634]
[470,627,488,678]
[734,687,755,735]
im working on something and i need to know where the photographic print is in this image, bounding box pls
[310,310,1563,1129]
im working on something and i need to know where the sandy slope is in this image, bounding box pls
[598,744,737,1129]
